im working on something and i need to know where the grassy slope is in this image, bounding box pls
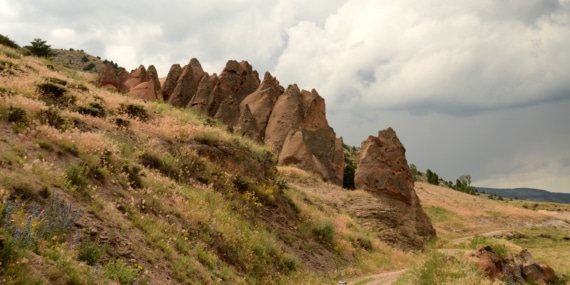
[406,182,570,284]
[0,44,417,284]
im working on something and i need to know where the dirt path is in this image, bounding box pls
[346,229,509,285]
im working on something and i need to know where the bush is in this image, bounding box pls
[37,107,69,130]
[103,259,142,285]
[36,82,75,107]
[118,103,149,122]
[0,34,20,49]
[78,239,106,266]
[76,102,106,118]
[82,62,96,71]
[312,222,335,245]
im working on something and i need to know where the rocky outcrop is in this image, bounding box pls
[98,58,345,186]
[469,246,556,284]
[352,128,435,249]
[96,63,161,101]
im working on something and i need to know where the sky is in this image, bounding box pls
[1,0,569,193]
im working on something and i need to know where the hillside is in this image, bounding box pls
[477,187,570,204]
[0,41,422,284]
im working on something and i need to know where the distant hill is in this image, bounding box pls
[476,187,570,204]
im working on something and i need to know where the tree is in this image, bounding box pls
[409,164,418,181]
[454,174,476,195]
[25,38,51,57]
[426,169,439,185]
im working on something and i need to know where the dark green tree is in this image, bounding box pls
[426,169,439,185]
[343,160,356,189]
[409,164,418,181]
[25,38,52,57]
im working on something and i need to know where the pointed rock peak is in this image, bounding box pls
[189,58,202,67]
[283,84,301,98]
[223,60,243,74]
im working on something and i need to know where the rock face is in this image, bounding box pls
[353,128,435,249]
[97,58,345,186]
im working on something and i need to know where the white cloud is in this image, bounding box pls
[273,0,570,115]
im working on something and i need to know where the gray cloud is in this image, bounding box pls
[1,0,569,193]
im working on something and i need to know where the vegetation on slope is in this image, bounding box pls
[0,39,417,284]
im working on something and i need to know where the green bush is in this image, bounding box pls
[0,34,20,49]
[82,62,96,71]
[36,82,75,107]
[103,259,141,285]
[312,221,335,245]
[78,239,106,266]
[37,107,69,130]
[76,102,106,118]
[118,103,149,122]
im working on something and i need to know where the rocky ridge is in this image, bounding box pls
[96,59,344,186]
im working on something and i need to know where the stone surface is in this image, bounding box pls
[239,72,281,140]
[468,247,556,284]
[352,128,435,249]
[161,64,182,101]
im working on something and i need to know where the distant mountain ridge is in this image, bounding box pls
[476,187,570,204]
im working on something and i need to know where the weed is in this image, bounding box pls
[122,161,144,189]
[64,163,90,191]
[43,77,68,86]
[279,253,298,273]
[103,259,143,285]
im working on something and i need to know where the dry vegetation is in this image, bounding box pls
[2,42,569,285]
[0,43,421,284]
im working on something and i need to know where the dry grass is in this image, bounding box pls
[416,182,553,239]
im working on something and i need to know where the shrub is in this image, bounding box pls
[279,254,298,273]
[36,82,75,107]
[118,103,149,121]
[103,259,142,285]
[194,130,218,145]
[76,102,106,118]
[82,62,96,71]
[7,106,29,133]
[122,161,144,189]
[0,34,20,49]
[65,163,90,191]
[37,107,69,130]
[312,221,335,245]
[78,239,106,266]
[113,117,130,129]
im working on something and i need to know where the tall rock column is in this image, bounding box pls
[353,127,435,249]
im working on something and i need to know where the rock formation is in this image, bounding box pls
[96,63,161,101]
[351,127,435,249]
[469,246,556,284]
[97,58,345,186]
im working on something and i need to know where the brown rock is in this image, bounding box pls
[239,72,281,140]
[161,64,182,101]
[353,128,435,248]
[124,65,148,89]
[96,63,122,91]
[236,104,260,140]
[168,65,197,107]
[130,65,161,101]
[213,96,240,127]
[264,84,304,154]
[187,73,219,115]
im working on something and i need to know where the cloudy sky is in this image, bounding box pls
[2,0,569,193]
